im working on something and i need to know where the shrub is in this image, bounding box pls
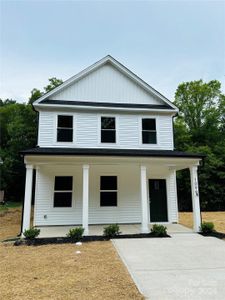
[67,227,84,241]
[200,222,215,234]
[150,224,167,237]
[23,228,40,239]
[103,224,121,238]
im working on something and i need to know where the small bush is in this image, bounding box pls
[150,224,167,237]
[200,222,215,234]
[103,224,121,238]
[23,228,40,239]
[67,227,84,241]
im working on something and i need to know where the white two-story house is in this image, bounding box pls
[21,55,204,236]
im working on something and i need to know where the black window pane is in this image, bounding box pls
[142,131,157,144]
[58,115,73,128]
[101,130,116,143]
[57,128,73,142]
[100,192,117,206]
[142,119,156,130]
[100,176,117,190]
[55,176,73,190]
[101,117,115,129]
[54,192,72,207]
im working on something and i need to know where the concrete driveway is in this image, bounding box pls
[113,234,225,300]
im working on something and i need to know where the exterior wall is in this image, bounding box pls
[50,63,164,105]
[33,163,178,226]
[34,164,142,226]
[38,110,174,150]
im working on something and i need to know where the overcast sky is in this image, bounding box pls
[1,0,225,103]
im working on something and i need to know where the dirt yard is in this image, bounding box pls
[179,211,225,233]
[0,207,22,240]
[0,206,143,300]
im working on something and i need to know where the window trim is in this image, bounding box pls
[55,114,74,144]
[140,117,158,145]
[99,115,118,145]
[53,176,74,209]
[100,175,118,207]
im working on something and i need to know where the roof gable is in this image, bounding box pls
[34,55,178,111]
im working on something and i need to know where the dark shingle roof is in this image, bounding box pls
[40,99,172,110]
[21,147,205,158]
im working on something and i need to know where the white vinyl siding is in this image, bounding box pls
[50,63,164,105]
[34,164,142,226]
[33,163,178,226]
[38,110,174,150]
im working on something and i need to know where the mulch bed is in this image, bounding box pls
[199,231,225,240]
[12,233,170,246]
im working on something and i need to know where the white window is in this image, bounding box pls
[57,115,73,142]
[142,118,157,144]
[100,176,117,206]
[101,117,116,143]
[53,176,73,207]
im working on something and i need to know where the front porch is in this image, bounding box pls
[21,152,203,236]
[36,223,192,238]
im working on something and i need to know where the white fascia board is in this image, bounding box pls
[33,55,178,111]
[34,103,177,115]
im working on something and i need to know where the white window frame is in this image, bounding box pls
[55,113,75,144]
[99,115,118,146]
[53,175,74,209]
[139,116,159,146]
[99,175,118,207]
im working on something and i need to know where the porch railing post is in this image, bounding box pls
[189,165,201,232]
[82,164,89,235]
[140,165,149,233]
[22,164,33,236]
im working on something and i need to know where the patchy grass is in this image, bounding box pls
[0,204,143,299]
[179,211,225,233]
[0,242,143,300]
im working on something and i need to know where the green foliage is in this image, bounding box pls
[67,227,84,241]
[103,224,121,238]
[0,102,37,201]
[29,77,63,104]
[150,224,168,237]
[23,228,40,239]
[174,80,225,211]
[200,222,215,234]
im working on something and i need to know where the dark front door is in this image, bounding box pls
[149,179,168,222]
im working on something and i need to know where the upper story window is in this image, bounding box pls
[101,117,116,143]
[142,118,157,144]
[57,115,73,142]
[54,176,73,207]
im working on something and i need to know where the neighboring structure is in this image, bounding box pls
[21,55,204,235]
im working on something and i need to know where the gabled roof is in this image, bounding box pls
[34,55,178,111]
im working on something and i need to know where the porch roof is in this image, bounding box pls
[21,147,205,159]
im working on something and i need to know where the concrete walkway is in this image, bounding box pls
[113,234,225,300]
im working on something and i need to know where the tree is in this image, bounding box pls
[29,77,63,104]
[0,103,37,201]
[174,80,225,211]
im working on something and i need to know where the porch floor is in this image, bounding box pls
[36,224,192,238]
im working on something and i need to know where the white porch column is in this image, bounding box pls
[140,165,149,233]
[82,164,89,235]
[189,165,201,232]
[22,165,33,235]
